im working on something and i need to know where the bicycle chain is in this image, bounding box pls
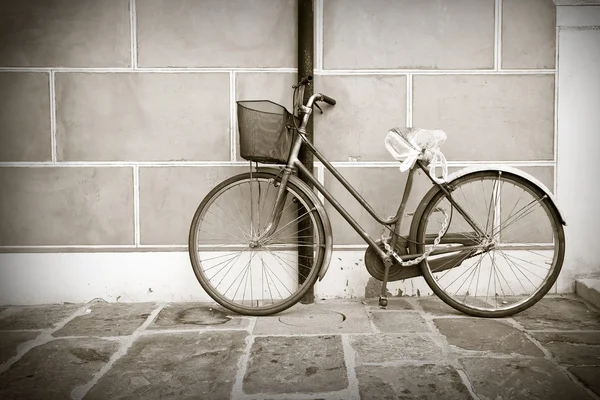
[381,208,450,267]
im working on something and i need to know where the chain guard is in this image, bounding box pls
[365,239,423,282]
[364,239,423,281]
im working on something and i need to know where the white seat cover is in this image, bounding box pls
[385,127,448,183]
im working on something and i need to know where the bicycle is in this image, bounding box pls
[188,76,566,318]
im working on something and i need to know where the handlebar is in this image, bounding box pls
[297,75,336,107]
[319,94,336,106]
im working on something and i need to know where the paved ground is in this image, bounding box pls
[0,295,599,400]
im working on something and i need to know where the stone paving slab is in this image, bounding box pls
[434,318,544,356]
[530,331,600,346]
[417,297,464,316]
[569,366,600,396]
[370,311,430,333]
[0,304,81,330]
[0,338,118,400]
[356,364,471,400]
[147,303,250,330]
[85,331,247,400]
[461,357,593,400]
[539,341,600,365]
[513,296,600,330]
[54,302,157,337]
[243,335,347,395]
[253,301,372,335]
[349,334,444,364]
[363,298,414,310]
[0,331,40,365]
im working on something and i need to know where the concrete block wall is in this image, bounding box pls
[0,0,561,304]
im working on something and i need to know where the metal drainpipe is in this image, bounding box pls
[298,0,315,304]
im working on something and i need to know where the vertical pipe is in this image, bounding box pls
[298,0,315,304]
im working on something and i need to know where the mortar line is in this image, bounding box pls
[0,160,557,168]
[49,71,57,163]
[494,0,503,71]
[406,73,413,127]
[410,299,481,400]
[0,303,90,376]
[230,71,237,161]
[0,67,555,75]
[315,0,324,71]
[230,317,257,399]
[553,27,560,198]
[317,164,325,204]
[316,69,555,76]
[129,0,137,69]
[0,67,297,73]
[133,165,140,246]
[505,318,600,400]
[139,326,252,335]
[363,302,382,334]
[341,334,361,400]
[0,161,249,167]
[71,304,165,400]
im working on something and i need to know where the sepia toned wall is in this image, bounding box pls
[0,0,582,304]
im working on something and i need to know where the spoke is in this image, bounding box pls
[264,209,314,244]
[525,249,554,259]
[440,254,485,292]
[199,223,248,243]
[208,250,245,282]
[198,252,241,263]
[261,258,295,297]
[249,174,255,237]
[453,258,480,298]
[263,245,309,282]
[238,183,253,235]
[203,252,243,274]
[498,252,551,272]
[208,203,250,241]
[491,197,544,237]
[498,250,529,293]
[204,198,250,235]
[497,213,551,243]
[228,251,256,299]
[492,253,517,297]
[486,178,498,234]
[231,191,251,238]
[260,253,274,305]
[463,259,480,303]
[497,250,542,286]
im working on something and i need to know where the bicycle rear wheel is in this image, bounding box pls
[188,171,325,316]
[415,170,565,317]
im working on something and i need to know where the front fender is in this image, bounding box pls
[258,167,333,281]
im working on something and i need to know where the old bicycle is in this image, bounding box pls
[188,76,565,317]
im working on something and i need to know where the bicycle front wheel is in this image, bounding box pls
[416,170,565,317]
[188,171,326,316]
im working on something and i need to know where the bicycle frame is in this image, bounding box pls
[258,92,487,266]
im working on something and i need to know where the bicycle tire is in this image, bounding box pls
[414,170,565,317]
[188,171,326,316]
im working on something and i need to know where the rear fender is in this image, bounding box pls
[408,165,566,254]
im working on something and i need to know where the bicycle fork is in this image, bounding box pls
[255,167,295,242]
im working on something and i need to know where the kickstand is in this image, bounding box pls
[379,257,392,308]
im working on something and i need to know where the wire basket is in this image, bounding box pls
[237,100,296,164]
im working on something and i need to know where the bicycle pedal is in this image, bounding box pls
[378,296,388,308]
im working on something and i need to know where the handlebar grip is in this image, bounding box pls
[320,93,336,106]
